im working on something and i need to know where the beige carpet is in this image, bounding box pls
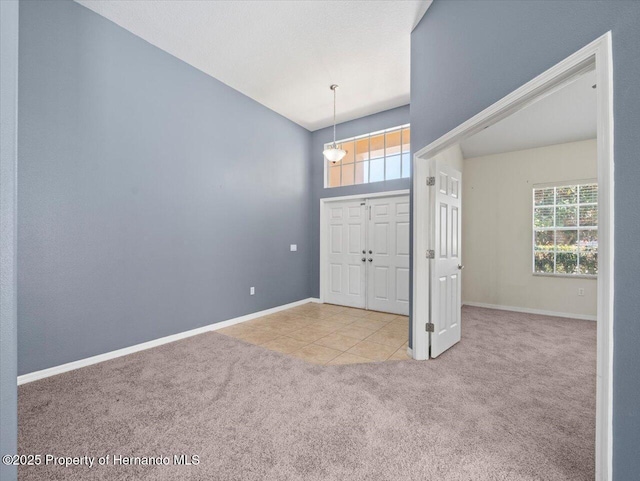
[18,306,596,480]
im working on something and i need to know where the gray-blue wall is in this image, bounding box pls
[18,0,312,375]
[309,105,410,298]
[411,1,640,479]
[0,2,19,479]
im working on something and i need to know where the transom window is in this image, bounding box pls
[533,182,598,276]
[325,124,410,188]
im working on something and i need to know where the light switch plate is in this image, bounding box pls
[290,244,297,252]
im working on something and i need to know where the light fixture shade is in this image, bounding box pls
[323,145,347,163]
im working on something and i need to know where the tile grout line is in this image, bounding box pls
[217,302,411,365]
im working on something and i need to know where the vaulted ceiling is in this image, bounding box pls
[76,0,432,131]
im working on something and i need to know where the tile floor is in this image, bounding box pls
[217,302,411,365]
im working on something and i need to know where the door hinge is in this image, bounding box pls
[426,176,435,186]
[426,249,435,259]
[425,323,434,332]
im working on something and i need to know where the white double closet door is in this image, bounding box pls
[324,194,410,316]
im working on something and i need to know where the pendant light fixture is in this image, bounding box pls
[322,84,347,164]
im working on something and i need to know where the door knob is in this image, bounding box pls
[368,258,373,262]
[362,258,366,262]
[368,250,373,254]
[458,264,465,270]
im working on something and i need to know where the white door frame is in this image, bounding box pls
[412,32,613,480]
[319,189,410,305]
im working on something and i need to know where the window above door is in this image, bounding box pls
[325,124,410,188]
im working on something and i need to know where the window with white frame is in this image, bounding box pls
[533,182,598,276]
[325,124,410,188]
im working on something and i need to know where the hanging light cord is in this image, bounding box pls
[331,85,338,147]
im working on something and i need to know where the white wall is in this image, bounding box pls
[462,139,597,319]
[433,143,464,172]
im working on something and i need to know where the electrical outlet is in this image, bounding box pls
[290,244,297,252]
[578,288,585,296]
[250,287,255,296]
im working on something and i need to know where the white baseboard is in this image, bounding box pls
[406,347,413,358]
[462,301,597,321]
[18,297,317,385]
[309,297,321,303]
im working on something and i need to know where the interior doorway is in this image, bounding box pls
[320,190,410,316]
[412,33,613,480]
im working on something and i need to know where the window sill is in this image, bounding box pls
[532,273,598,279]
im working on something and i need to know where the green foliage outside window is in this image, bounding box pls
[533,183,598,276]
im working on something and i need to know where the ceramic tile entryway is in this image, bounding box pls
[217,302,411,365]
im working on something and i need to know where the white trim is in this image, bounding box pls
[320,189,410,204]
[412,33,613,480]
[406,346,413,357]
[411,155,430,360]
[413,52,601,161]
[319,189,410,304]
[17,297,317,385]
[323,123,410,148]
[594,33,614,481]
[462,302,596,321]
[532,273,597,280]
[532,177,597,189]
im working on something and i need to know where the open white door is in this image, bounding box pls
[324,200,367,308]
[366,195,410,315]
[429,160,462,357]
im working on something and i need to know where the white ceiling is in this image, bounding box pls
[75,0,432,131]
[460,69,597,159]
